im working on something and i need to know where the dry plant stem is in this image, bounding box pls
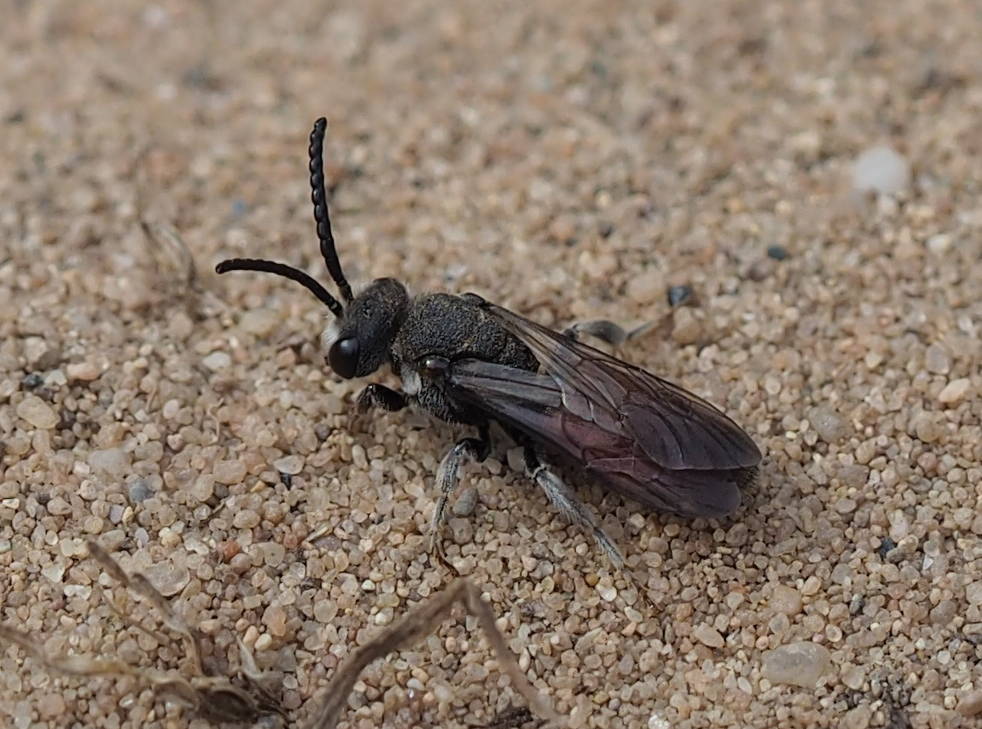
[0,624,139,680]
[140,219,199,292]
[89,540,208,676]
[308,578,562,729]
[0,541,286,725]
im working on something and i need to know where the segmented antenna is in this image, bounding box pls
[309,117,354,304]
[215,258,344,319]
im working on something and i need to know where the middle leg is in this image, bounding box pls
[429,423,492,557]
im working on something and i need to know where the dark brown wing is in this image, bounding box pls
[444,302,761,519]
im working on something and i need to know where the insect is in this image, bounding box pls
[216,117,762,566]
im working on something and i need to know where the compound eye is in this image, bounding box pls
[328,337,359,379]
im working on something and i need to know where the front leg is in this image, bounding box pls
[430,423,492,559]
[356,383,408,413]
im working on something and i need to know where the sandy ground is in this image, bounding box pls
[2,1,982,727]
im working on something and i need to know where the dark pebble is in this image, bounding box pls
[766,244,789,261]
[667,284,693,307]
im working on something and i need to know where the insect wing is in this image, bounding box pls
[445,303,761,518]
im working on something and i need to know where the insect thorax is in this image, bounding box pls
[393,293,537,371]
[391,292,538,425]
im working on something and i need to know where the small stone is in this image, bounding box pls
[37,692,66,719]
[648,714,670,729]
[965,582,982,605]
[158,526,181,547]
[217,540,241,562]
[926,233,953,254]
[16,395,59,429]
[452,486,479,517]
[273,454,305,475]
[202,351,232,371]
[168,310,194,341]
[844,704,873,729]
[431,681,454,704]
[841,663,866,690]
[20,372,43,389]
[41,562,66,583]
[766,244,789,261]
[233,509,261,529]
[46,497,72,515]
[762,642,832,687]
[23,337,50,366]
[834,498,857,514]
[213,459,247,485]
[261,542,286,567]
[808,407,850,443]
[597,583,618,602]
[924,342,951,374]
[448,517,473,545]
[852,146,910,196]
[66,362,101,382]
[671,307,702,345]
[692,623,724,648]
[128,478,153,502]
[938,378,970,404]
[88,448,132,479]
[770,585,804,616]
[189,475,215,503]
[958,690,982,717]
[143,562,191,597]
[625,268,662,306]
[930,600,957,625]
[44,369,67,387]
[913,414,943,443]
[548,215,576,245]
[240,309,281,337]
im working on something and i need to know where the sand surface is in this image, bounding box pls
[2,1,981,727]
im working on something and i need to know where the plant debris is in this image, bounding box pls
[306,578,561,729]
[0,540,286,726]
[1,545,560,728]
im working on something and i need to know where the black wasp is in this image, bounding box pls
[216,118,761,566]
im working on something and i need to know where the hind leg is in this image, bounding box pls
[518,442,624,568]
[562,319,653,347]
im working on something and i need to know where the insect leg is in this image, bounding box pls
[429,424,491,558]
[356,384,407,412]
[520,443,625,568]
[562,319,653,347]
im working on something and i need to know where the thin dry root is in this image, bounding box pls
[307,578,562,729]
[1,544,562,729]
[0,540,286,725]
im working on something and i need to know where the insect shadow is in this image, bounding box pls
[216,117,761,567]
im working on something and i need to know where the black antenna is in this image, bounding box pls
[309,118,354,304]
[216,258,345,319]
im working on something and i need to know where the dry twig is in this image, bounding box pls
[1,545,561,728]
[307,578,561,729]
[0,541,286,725]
